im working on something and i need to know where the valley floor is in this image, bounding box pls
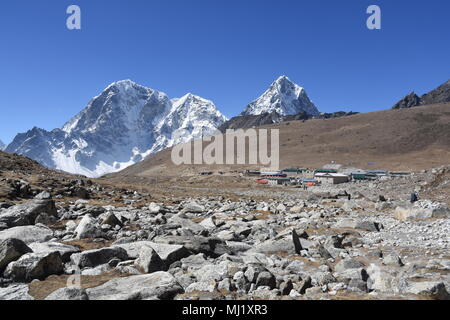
[0,162,449,300]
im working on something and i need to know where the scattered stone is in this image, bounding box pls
[0,238,32,272]
[28,242,80,262]
[0,225,54,244]
[85,272,184,300]
[0,200,57,227]
[255,271,276,289]
[405,281,450,300]
[74,215,102,239]
[4,251,63,282]
[0,284,34,300]
[135,246,165,273]
[45,287,89,300]
[71,247,128,269]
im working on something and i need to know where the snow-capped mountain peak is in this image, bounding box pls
[7,81,227,177]
[0,139,5,151]
[242,75,320,117]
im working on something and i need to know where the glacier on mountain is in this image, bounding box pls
[6,80,227,178]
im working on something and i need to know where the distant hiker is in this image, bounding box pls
[410,192,418,203]
[348,194,351,201]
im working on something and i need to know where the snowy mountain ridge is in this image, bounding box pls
[242,76,319,117]
[6,80,227,177]
[6,76,320,177]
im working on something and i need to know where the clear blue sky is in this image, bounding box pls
[0,0,449,144]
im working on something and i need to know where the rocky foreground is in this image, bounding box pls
[0,166,449,300]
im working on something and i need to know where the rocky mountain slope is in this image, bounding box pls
[392,80,450,109]
[5,81,227,178]
[108,102,450,180]
[219,111,359,132]
[0,140,5,151]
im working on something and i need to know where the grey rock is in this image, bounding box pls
[0,200,57,227]
[218,278,235,292]
[0,225,54,244]
[4,251,63,282]
[182,202,205,213]
[114,241,190,267]
[297,276,312,294]
[148,202,162,214]
[180,253,207,270]
[280,280,294,295]
[0,284,34,300]
[45,287,89,300]
[35,191,52,200]
[255,271,276,289]
[168,215,205,234]
[292,230,303,254]
[405,281,450,300]
[135,246,165,273]
[244,265,263,283]
[28,242,80,262]
[334,259,365,273]
[85,272,184,300]
[102,213,123,228]
[394,205,450,221]
[186,281,217,293]
[71,247,128,269]
[74,214,102,239]
[383,253,404,267]
[312,272,336,286]
[0,238,32,272]
[199,217,216,229]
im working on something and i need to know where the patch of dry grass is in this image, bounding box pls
[28,271,131,300]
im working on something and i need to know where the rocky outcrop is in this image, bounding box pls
[392,79,450,109]
[392,92,421,109]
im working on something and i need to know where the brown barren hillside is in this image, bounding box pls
[106,102,450,182]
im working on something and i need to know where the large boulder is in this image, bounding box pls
[0,284,34,300]
[394,203,450,221]
[74,215,102,239]
[70,247,128,269]
[152,236,227,257]
[85,272,184,300]
[0,200,57,227]
[45,287,89,300]
[168,215,205,234]
[114,241,190,267]
[0,225,54,244]
[249,238,295,254]
[404,281,450,300]
[0,238,32,272]
[334,259,365,273]
[28,242,80,262]
[182,202,205,213]
[4,251,64,282]
[135,246,165,273]
[333,219,380,232]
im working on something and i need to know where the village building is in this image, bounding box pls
[315,172,349,185]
